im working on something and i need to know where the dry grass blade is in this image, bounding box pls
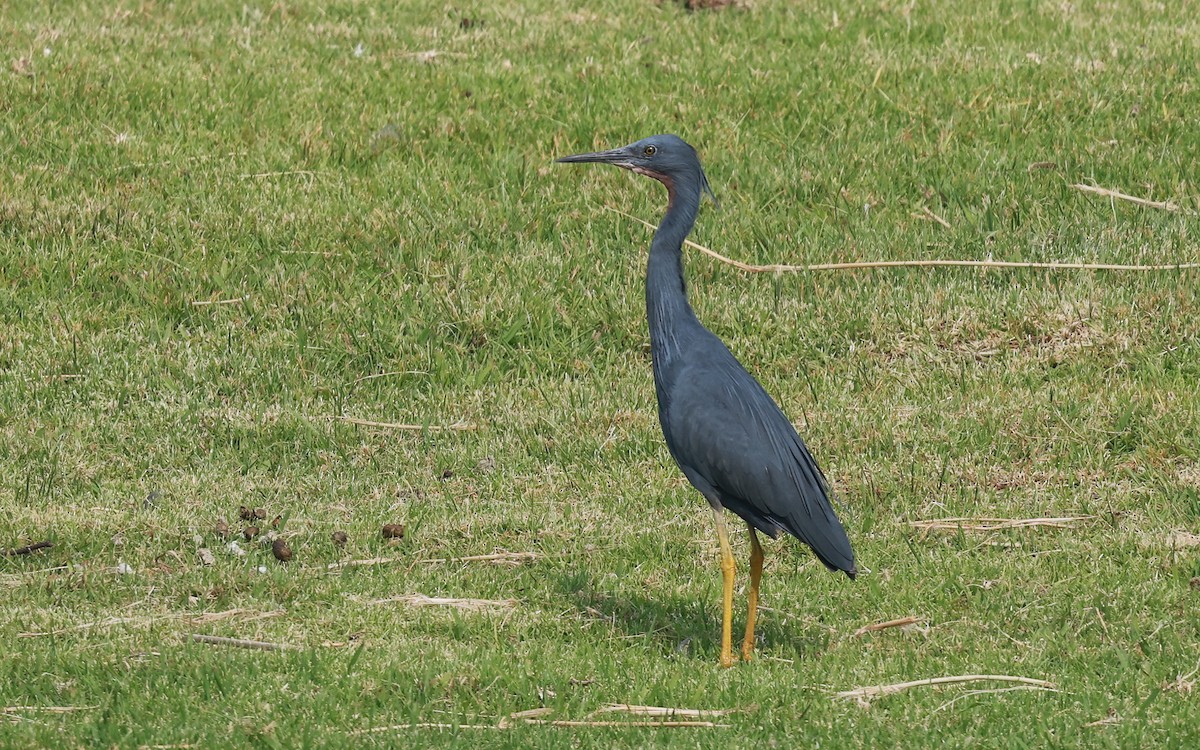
[1083,712,1122,728]
[1072,183,1186,212]
[315,415,477,432]
[524,719,727,728]
[607,207,1200,272]
[325,556,403,571]
[20,608,285,636]
[914,206,952,228]
[349,370,429,385]
[591,703,755,718]
[239,169,322,180]
[509,707,555,720]
[190,295,249,307]
[836,675,1056,704]
[368,594,517,611]
[413,551,538,565]
[853,616,922,637]
[909,516,1094,534]
[189,634,297,651]
[187,609,285,625]
[349,723,502,734]
[3,705,98,714]
[20,613,187,637]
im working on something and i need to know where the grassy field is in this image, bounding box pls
[3,0,1200,746]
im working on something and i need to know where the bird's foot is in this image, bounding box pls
[719,649,737,669]
[740,640,755,663]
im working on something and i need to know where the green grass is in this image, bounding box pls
[3,0,1200,746]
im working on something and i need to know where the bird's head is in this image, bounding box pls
[557,134,718,207]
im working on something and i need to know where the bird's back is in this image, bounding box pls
[656,328,856,577]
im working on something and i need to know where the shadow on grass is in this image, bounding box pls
[551,571,834,662]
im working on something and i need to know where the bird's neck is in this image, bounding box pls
[646,180,703,365]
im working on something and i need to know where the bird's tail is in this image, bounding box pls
[783,510,857,580]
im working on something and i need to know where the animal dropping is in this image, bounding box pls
[272,539,293,562]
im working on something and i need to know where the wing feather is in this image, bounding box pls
[663,351,856,576]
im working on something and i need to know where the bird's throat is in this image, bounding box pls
[633,167,676,210]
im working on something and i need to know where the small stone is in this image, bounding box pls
[475,456,496,473]
[239,506,255,521]
[253,508,267,520]
[198,548,216,566]
[116,561,134,575]
[215,519,230,538]
[192,534,205,546]
[227,541,246,558]
[243,526,260,540]
[257,565,268,574]
[381,524,406,540]
[272,539,292,562]
[331,530,348,547]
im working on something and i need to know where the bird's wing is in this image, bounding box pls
[664,351,856,574]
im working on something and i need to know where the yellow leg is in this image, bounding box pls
[741,526,764,661]
[712,508,736,668]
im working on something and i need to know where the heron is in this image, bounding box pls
[558,135,856,667]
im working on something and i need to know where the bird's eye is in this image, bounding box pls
[643,145,657,156]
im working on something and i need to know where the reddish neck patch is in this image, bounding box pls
[633,167,675,209]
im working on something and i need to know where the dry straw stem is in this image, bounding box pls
[508,707,555,720]
[4,706,98,714]
[239,169,322,180]
[325,555,403,571]
[0,564,72,588]
[1083,712,1123,728]
[909,516,1094,536]
[523,719,727,728]
[190,295,249,307]
[413,551,538,565]
[837,675,1057,705]
[607,208,1200,273]
[316,415,477,432]
[188,608,285,625]
[913,205,953,229]
[18,608,280,637]
[853,615,922,637]
[349,723,501,734]
[329,551,539,573]
[1071,182,1188,213]
[366,594,517,611]
[590,704,756,718]
[189,634,297,652]
[349,369,429,385]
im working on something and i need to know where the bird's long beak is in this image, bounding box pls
[556,148,633,168]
